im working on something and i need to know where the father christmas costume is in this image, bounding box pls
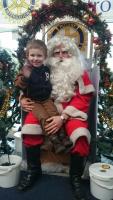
[46,36,95,200]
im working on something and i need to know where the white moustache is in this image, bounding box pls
[48,56,84,102]
[46,57,62,68]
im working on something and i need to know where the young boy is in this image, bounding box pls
[15,39,72,154]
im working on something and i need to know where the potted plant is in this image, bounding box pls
[0,48,22,188]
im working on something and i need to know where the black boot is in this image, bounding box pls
[70,154,86,200]
[18,145,42,191]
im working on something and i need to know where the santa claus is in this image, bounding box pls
[44,36,95,200]
[46,36,94,152]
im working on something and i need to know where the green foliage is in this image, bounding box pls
[97,136,113,156]
[0,48,20,155]
[97,67,113,155]
[51,0,73,4]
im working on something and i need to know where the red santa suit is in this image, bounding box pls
[22,70,94,156]
[61,70,95,156]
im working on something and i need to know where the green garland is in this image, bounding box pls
[17,0,112,70]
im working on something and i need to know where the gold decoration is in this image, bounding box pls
[0,0,41,25]
[94,44,100,50]
[0,89,12,118]
[100,113,113,129]
[47,21,88,55]
[83,14,89,21]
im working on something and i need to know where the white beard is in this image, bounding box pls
[46,56,84,102]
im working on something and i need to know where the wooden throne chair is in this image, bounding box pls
[20,20,99,176]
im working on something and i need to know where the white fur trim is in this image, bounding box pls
[63,106,88,120]
[41,162,69,174]
[21,124,43,135]
[54,102,63,114]
[78,77,95,94]
[70,127,91,144]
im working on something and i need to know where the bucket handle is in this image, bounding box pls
[90,175,113,190]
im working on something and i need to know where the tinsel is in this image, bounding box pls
[0,89,12,118]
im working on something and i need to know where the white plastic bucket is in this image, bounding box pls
[14,131,22,156]
[0,154,22,188]
[89,162,113,200]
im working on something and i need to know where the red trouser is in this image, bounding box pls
[22,112,90,157]
[23,134,89,156]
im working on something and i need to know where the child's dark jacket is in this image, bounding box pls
[15,64,52,101]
